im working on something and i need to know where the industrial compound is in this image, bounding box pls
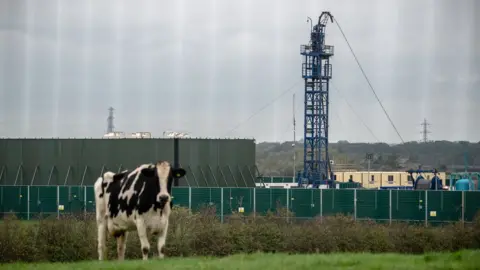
[1,12,479,223]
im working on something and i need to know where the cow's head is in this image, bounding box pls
[141,161,186,208]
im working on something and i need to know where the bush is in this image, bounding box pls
[0,207,479,263]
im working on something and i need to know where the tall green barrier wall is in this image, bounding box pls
[1,186,479,224]
[0,138,257,187]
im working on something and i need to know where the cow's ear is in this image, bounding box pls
[172,168,186,178]
[141,168,156,178]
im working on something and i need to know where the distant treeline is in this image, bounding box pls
[256,140,480,176]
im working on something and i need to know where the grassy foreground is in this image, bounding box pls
[3,250,479,270]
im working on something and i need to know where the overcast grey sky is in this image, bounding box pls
[0,0,478,143]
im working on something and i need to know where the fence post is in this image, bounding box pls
[57,185,60,219]
[286,189,290,222]
[320,188,323,223]
[84,186,87,218]
[188,187,192,210]
[253,187,256,218]
[353,189,357,221]
[425,190,428,227]
[389,189,392,225]
[220,187,224,224]
[462,191,465,224]
[286,188,289,211]
[27,186,30,221]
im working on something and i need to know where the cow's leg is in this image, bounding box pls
[136,219,150,260]
[116,231,128,261]
[95,203,107,260]
[94,176,108,261]
[157,220,169,259]
[96,217,107,260]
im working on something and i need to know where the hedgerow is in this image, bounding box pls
[0,206,479,263]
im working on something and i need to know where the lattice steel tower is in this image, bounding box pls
[300,12,334,183]
[420,118,431,143]
[107,107,115,133]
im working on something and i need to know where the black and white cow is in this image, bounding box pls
[94,161,186,261]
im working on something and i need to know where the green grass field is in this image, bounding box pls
[3,250,479,270]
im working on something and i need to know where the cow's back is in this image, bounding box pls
[107,171,162,218]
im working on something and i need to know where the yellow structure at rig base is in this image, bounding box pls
[257,171,447,189]
[333,171,447,188]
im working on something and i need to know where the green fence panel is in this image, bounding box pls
[254,189,272,213]
[257,177,296,184]
[58,186,69,215]
[1,186,28,219]
[222,188,254,215]
[289,189,319,219]
[85,186,96,213]
[29,186,57,218]
[338,182,362,189]
[258,177,271,183]
[391,190,425,223]
[312,189,321,217]
[254,188,288,214]
[271,177,281,183]
[321,189,335,216]
[172,187,190,208]
[271,177,294,183]
[190,187,222,216]
[356,190,390,221]
[69,186,87,213]
[322,189,354,217]
[427,191,462,224]
[464,191,480,221]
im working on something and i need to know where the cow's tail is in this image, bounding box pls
[94,173,113,261]
[94,177,103,214]
[94,172,114,224]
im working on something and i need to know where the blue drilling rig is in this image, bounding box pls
[297,12,335,188]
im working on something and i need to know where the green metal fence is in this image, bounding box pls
[1,185,479,224]
[256,177,362,189]
[258,176,295,183]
